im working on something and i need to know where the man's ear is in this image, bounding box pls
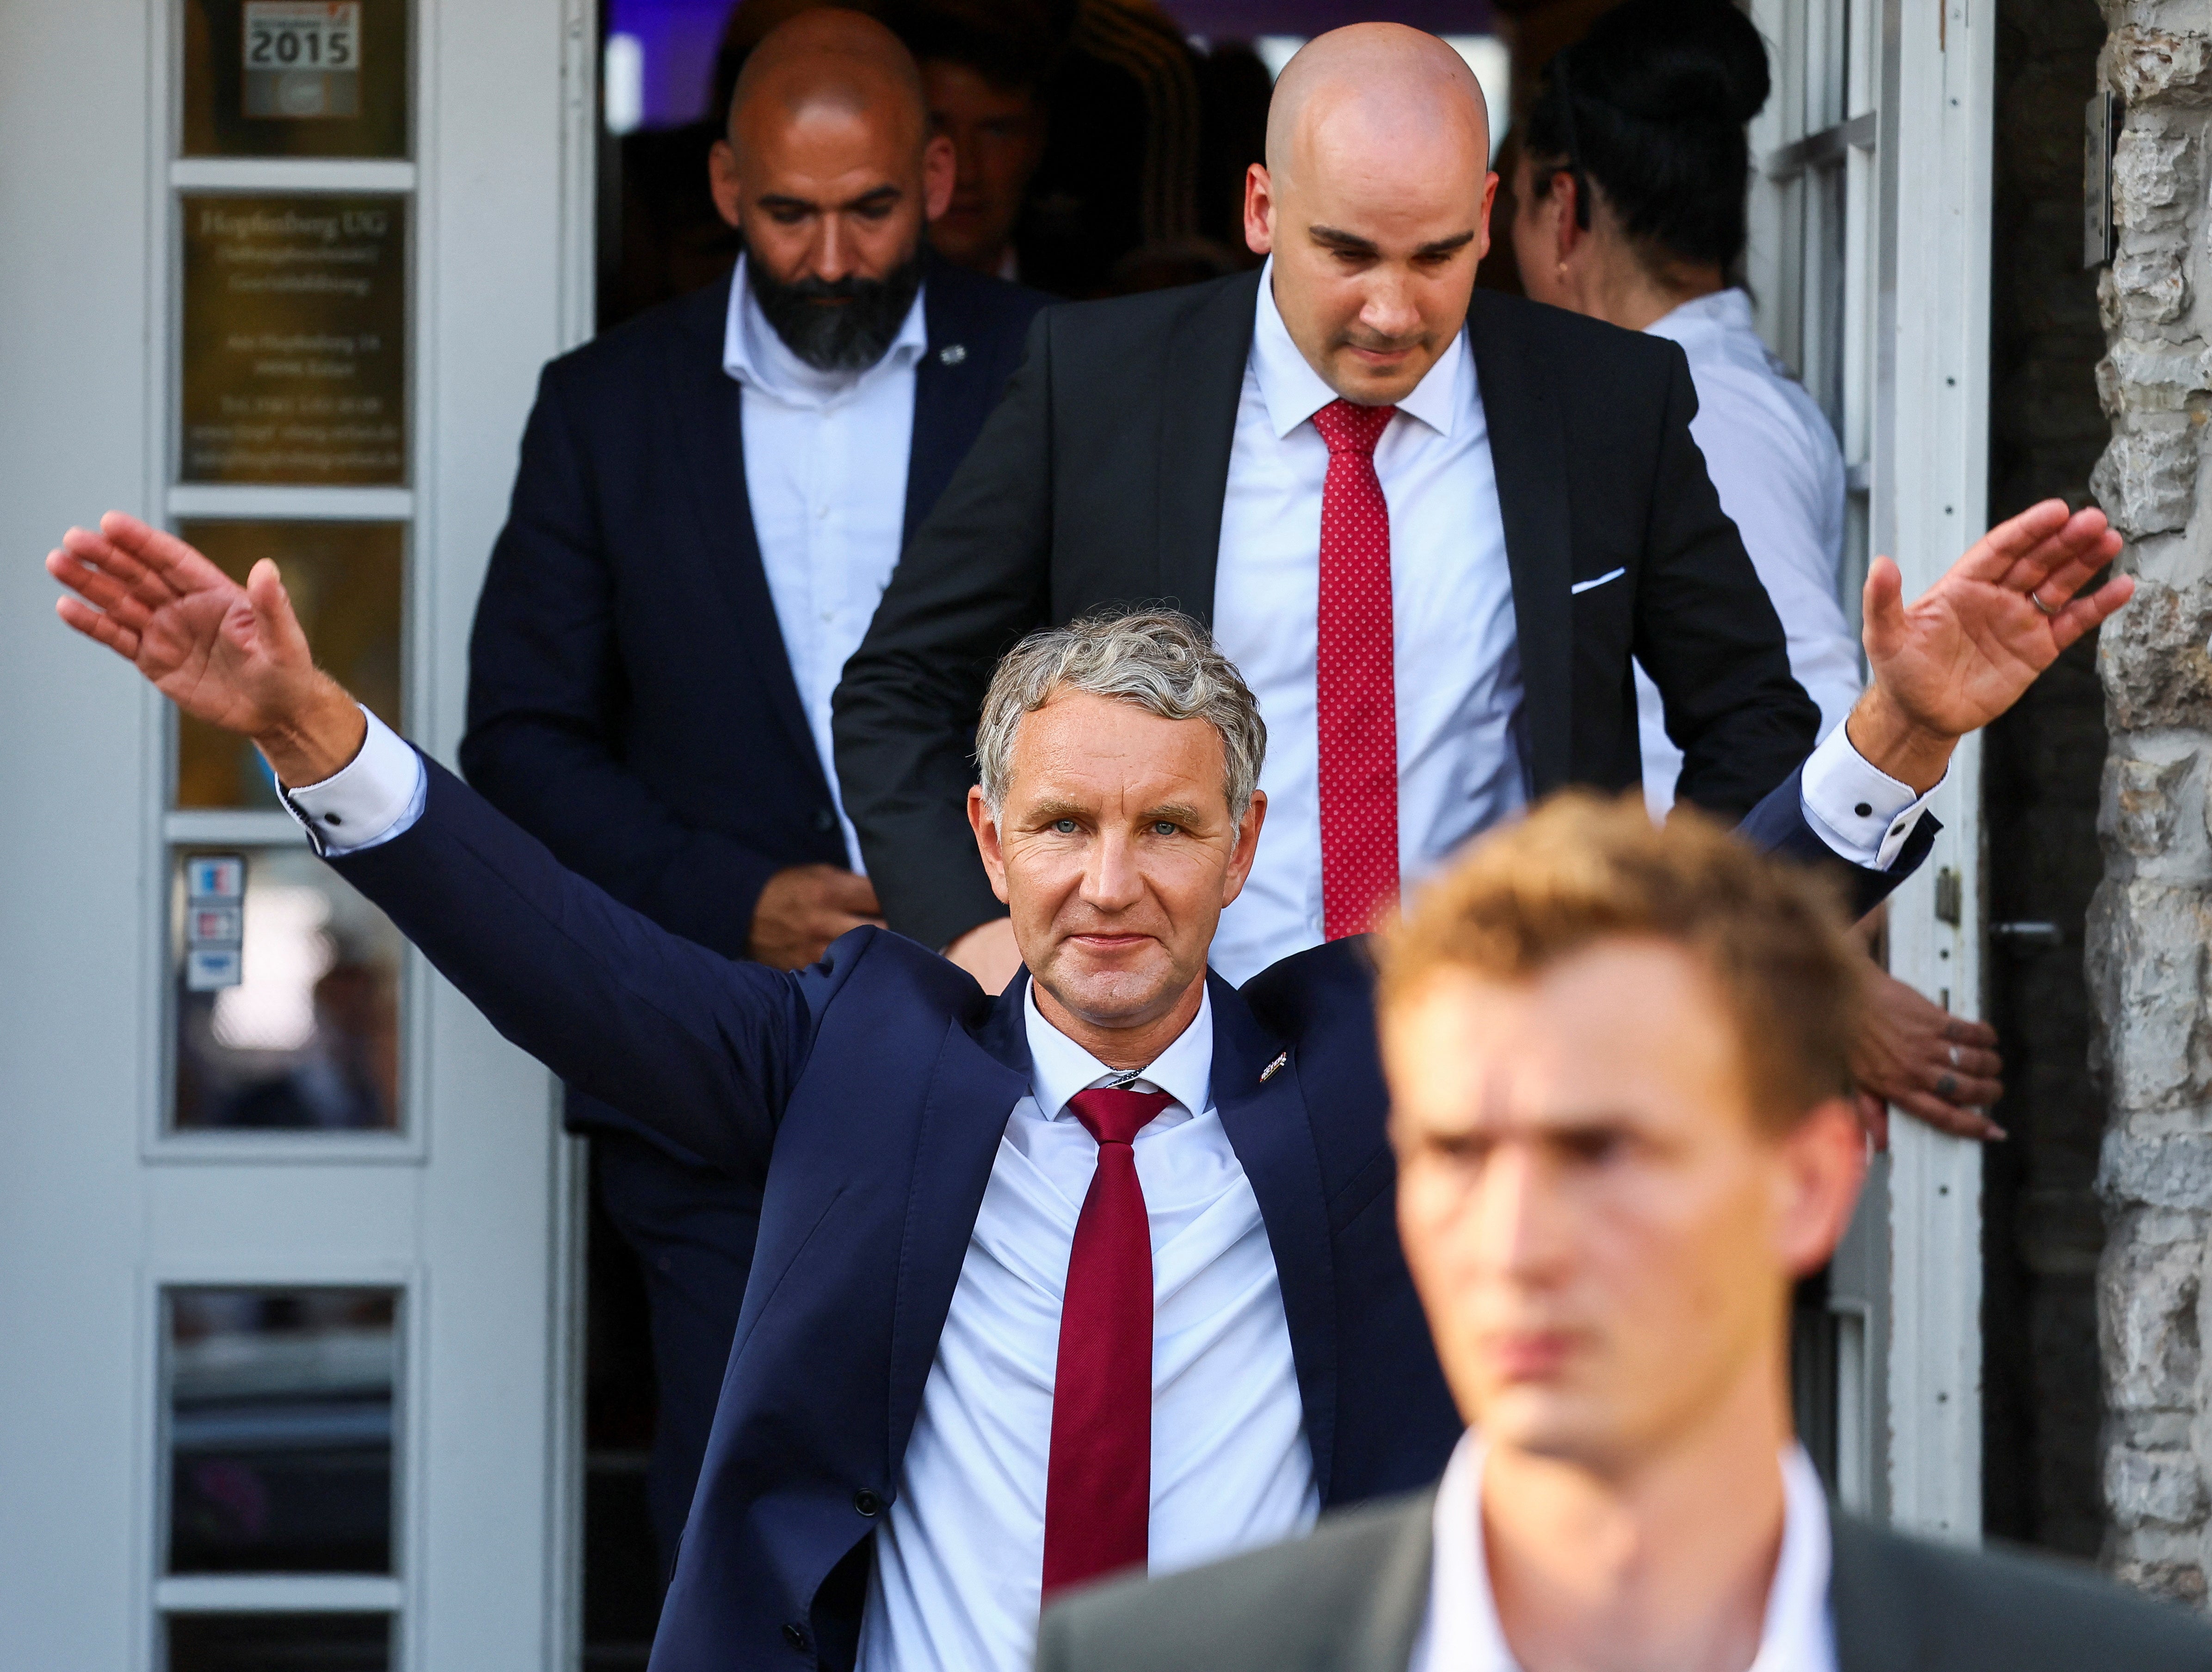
[922,132,956,222]
[967,786,1012,904]
[1243,162,1276,257]
[1474,171,1499,265]
[709,138,744,232]
[1773,1098,1869,1279]
[1220,789,1267,910]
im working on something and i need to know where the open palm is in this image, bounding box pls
[47,512,321,737]
[1864,500,2130,740]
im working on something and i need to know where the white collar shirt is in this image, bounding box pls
[722,254,929,869]
[1634,288,1860,818]
[1410,1432,1837,1672]
[856,983,1319,1672]
[1208,258,1525,986]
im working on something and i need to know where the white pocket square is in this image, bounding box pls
[1570,567,1627,595]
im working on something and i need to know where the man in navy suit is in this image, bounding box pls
[457,8,1045,1566]
[47,498,2127,1670]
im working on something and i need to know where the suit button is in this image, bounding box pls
[854,1488,883,1517]
[782,1623,807,1652]
[814,809,836,833]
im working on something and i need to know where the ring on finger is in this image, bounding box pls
[2029,588,2063,617]
[1938,1073,1959,1101]
[1948,1044,1961,1068]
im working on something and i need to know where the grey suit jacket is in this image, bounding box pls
[1036,1491,2212,1672]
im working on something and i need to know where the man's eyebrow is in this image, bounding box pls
[1142,802,1208,827]
[1023,797,1088,823]
[1414,230,1477,258]
[1306,227,1476,259]
[755,184,903,216]
[1307,224,1378,255]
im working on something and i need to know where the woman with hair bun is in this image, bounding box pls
[1512,0,2006,1145]
[1513,0,1860,818]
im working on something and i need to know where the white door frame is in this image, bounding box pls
[1873,0,1992,1546]
[0,0,596,1663]
[1745,0,1992,1539]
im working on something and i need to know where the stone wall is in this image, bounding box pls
[2091,1,2212,1606]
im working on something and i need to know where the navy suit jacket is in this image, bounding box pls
[323,750,1932,1672]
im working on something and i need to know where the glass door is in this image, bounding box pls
[0,0,597,1664]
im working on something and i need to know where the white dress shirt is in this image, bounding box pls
[1204,267,1934,984]
[1636,288,1863,818]
[1211,258,1525,985]
[856,983,1317,1672]
[1409,1432,1836,1672]
[723,253,928,870]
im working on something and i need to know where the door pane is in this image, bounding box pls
[179,195,407,486]
[183,0,410,160]
[174,523,403,810]
[167,1612,392,1672]
[171,847,402,1132]
[168,1288,399,1574]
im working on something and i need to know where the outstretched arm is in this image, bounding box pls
[47,513,819,1176]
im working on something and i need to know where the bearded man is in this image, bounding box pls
[455,6,1045,1574]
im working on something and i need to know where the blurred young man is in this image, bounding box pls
[457,6,1044,1571]
[1039,798,2212,1672]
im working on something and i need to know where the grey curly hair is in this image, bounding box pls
[974,610,1268,825]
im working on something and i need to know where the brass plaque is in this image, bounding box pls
[184,0,408,159]
[174,522,404,808]
[180,195,407,485]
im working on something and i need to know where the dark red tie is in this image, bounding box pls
[1311,397,1400,940]
[1041,1084,1172,1597]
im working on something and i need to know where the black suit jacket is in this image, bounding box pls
[460,258,1047,1145]
[1037,1491,2212,1672]
[835,270,1823,953]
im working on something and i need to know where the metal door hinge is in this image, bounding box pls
[2086,91,2121,269]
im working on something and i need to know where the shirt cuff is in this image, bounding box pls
[280,707,428,857]
[1798,724,1942,871]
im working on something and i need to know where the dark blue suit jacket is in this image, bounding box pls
[325,751,1933,1672]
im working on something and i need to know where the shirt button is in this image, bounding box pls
[814,809,837,833]
[854,1488,883,1517]
[782,1623,808,1652]
[1854,802,1873,818]
[324,813,343,826]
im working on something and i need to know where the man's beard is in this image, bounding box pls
[748,244,925,373]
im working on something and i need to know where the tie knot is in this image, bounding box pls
[1311,397,1397,457]
[1066,1085,1174,1147]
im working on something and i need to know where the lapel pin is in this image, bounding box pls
[937,343,967,366]
[1260,1051,1288,1083]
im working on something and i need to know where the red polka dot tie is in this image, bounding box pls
[1311,397,1400,941]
